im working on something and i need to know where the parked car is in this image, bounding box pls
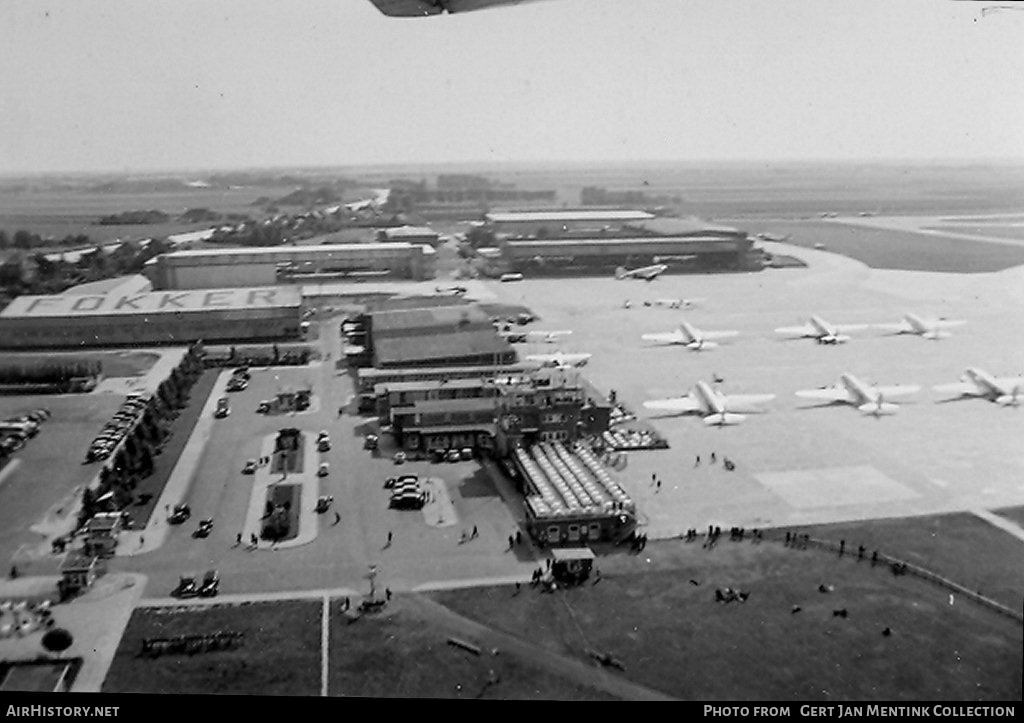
[446,449,461,463]
[317,462,330,477]
[168,504,191,524]
[198,570,220,597]
[172,575,199,598]
[242,459,258,475]
[393,451,407,465]
[389,490,426,510]
[317,438,331,452]
[193,519,214,538]
[256,400,271,414]
[363,434,379,450]
[429,449,445,463]
[214,397,230,418]
[460,447,474,461]
[232,367,251,380]
[315,496,334,513]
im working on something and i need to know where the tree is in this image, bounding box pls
[0,230,8,248]
[42,628,74,652]
[13,230,35,249]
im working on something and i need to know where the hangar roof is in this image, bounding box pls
[1,286,301,318]
[371,305,491,333]
[375,330,513,366]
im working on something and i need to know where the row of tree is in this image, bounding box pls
[77,345,206,531]
[0,360,101,387]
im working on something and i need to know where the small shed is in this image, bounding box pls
[59,553,103,599]
[550,547,595,585]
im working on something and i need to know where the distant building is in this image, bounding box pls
[356,361,540,411]
[144,242,436,290]
[373,330,516,369]
[376,225,440,247]
[484,210,655,237]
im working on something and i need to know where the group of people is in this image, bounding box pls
[693,452,735,470]
[631,532,649,552]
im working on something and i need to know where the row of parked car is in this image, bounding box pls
[385,474,427,509]
[392,447,475,465]
[225,367,250,393]
[86,394,150,462]
[0,408,50,457]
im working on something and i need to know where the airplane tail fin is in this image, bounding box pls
[703,412,745,426]
[996,387,1022,406]
[615,266,627,280]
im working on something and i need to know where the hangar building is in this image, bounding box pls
[0,286,301,349]
[484,210,655,237]
[144,242,436,290]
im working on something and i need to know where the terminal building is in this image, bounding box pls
[144,243,436,290]
[0,286,302,349]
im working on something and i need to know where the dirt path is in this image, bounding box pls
[402,594,676,701]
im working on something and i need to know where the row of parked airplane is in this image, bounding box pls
[640,313,968,351]
[643,368,1024,426]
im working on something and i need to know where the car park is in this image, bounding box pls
[242,459,258,474]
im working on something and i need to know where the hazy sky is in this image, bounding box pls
[1,0,1022,173]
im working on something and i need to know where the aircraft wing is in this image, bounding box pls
[700,330,740,341]
[833,323,870,334]
[641,332,685,345]
[932,381,980,396]
[994,376,1024,389]
[775,324,816,337]
[368,0,542,16]
[719,393,775,413]
[873,384,921,398]
[874,321,913,334]
[643,396,703,414]
[795,387,855,403]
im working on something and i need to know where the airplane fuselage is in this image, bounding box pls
[693,380,722,415]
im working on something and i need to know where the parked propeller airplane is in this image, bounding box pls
[615,264,669,282]
[641,320,739,351]
[500,330,572,344]
[643,381,775,426]
[874,313,966,340]
[525,352,591,369]
[795,373,921,416]
[646,297,706,309]
[775,315,869,344]
[933,367,1024,406]
[369,0,543,15]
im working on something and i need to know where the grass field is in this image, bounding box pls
[993,505,1024,530]
[789,512,1024,611]
[740,221,1024,273]
[924,225,1024,241]
[0,351,159,381]
[102,600,321,695]
[432,541,1022,700]
[327,598,618,700]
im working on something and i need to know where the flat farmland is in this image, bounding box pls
[736,220,1024,272]
[0,186,295,243]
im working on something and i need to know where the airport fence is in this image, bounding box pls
[777,533,1023,625]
